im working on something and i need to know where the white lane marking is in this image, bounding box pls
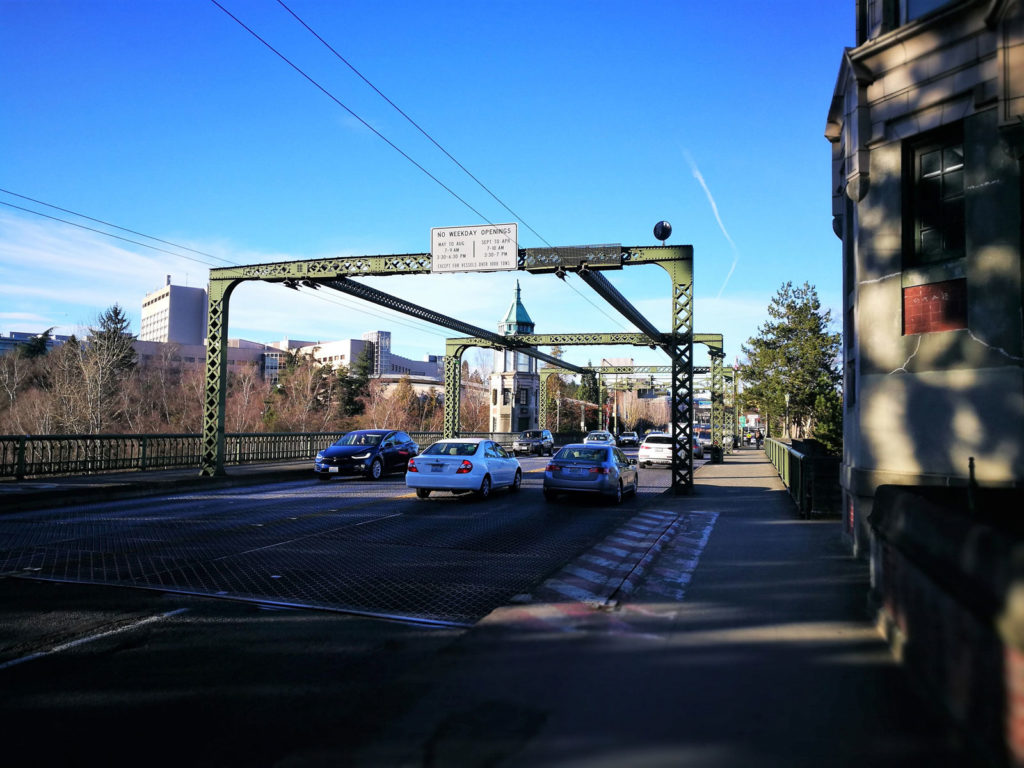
[0,608,189,672]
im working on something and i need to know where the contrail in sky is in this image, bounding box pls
[685,151,739,297]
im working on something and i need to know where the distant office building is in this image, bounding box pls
[0,331,72,357]
[490,282,539,432]
[139,276,207,345]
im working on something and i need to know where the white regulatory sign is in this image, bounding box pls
[430,223,518,273]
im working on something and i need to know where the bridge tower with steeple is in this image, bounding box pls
[489,281,539,433]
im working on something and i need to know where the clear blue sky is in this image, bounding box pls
[1,0,853,372]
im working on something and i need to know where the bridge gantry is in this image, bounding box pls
[201,243,704,493]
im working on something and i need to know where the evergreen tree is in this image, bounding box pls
[740,282,841,439]
[20,328,54,359]
[87,305,137,373]
[337,344,374,417]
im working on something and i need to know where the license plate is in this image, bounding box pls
[431,464,444,473]
[569,467,585,475]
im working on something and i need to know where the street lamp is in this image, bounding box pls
[784,393,790,439]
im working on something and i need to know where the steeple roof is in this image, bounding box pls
[499,281,535,335]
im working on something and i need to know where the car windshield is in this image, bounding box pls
[556,447,609,462]
[335,433,384,447]
[586,432,609,439]
[423,442,479,457]
[644,435,672,445]
[520,431,543,439]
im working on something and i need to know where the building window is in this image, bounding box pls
[905,127,964,267]
[518,388,528,406]
[900,0,952,24]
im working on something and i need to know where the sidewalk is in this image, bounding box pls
[344,451,979,768]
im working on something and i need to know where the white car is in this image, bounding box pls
[583,430,616,446]
[638,433,673,467]
[405,438,522,500]
[639,434,704,467]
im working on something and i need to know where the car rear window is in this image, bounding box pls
[424,442,479,456]
[556,447,609,462]
[644,436,672,445]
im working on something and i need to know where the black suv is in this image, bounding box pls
[512,429,554,456]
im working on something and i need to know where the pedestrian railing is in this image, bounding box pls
[764,437,841,517]
[0,430,572,480]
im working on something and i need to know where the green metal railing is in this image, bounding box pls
[764,437,841,518]
[0,430,579,480]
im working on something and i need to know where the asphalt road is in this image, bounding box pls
[0,452,691,767]
[1,450,977,768]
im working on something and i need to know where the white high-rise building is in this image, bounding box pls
[139,276,207,345]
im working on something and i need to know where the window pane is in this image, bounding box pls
[943,145,964,171]
[944,168,963,195]
[920,149,941,178]
[944,200,964,251]
[920,228,943,260]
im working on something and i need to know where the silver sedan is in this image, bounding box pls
[543,443,638,504]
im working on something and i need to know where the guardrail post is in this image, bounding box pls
[16,435,27,480]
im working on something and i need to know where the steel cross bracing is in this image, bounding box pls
[199,245,698,492]
[317,278,582,374]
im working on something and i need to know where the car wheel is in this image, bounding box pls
[369,458,384,480]
[543,489,558,503]
[475,474,491,500]
[416,488,431,499]
[510,470,522,493]
[317,474,331,482]
[613,481,623,505]
[631,475,639,496]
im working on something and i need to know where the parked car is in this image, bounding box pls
[583,430,616,446]
[617,431,639,447]
[543,443,638,504]
[314,429,418,481]
[692,438,704,459]
[512,429,554,456]
[406,438,521,500]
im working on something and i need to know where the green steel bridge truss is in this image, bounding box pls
[201,244,717,493]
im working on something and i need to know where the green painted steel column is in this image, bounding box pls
[442,342,467,439]
[539,369,558,430]
[710,351,724,454]
[659,257,694,494]
[723,367,735,454]
[200,276,239,477]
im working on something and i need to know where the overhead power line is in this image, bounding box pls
[0,188,234,265]
[209,0,490,224]
[0,191,449,340]
[211,1,635,334]
[273,0,551,248]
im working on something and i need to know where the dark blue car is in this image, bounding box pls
[314,429,418,481]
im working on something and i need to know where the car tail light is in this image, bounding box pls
[588,466,610,475]
[456,460,473,474]
[407,458,418,472]
[545,463,560,472]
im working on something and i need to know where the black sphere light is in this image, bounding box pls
[654,220,672,243]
